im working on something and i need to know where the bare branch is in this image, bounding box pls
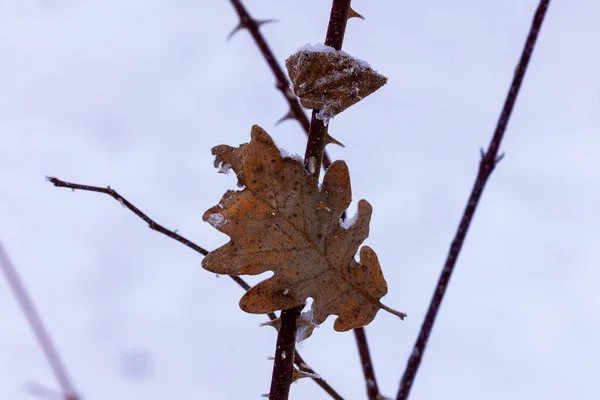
[396,1,552,398]
[354,328,383,400]
[0,244,80,400]
[48,176,343,399]
[227,0,336,169]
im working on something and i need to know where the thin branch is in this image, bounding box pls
[48,176,343,399]
[228,0,334,169]
[354,328,380,400]
[396,1,551,399]
[269,1,352,400]
[0,244,80,400]
[47,177,209,255]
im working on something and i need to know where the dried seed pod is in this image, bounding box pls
[285,44,387,120]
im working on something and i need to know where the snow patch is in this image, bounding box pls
[307,157,317,175]
[296,307,319,342]
[217,161,231,175]
[273,138,303,163]
[207,213,227,228]
[293,43,372,68]
[340,210,358,230]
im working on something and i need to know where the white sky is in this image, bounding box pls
[1,1,599,399]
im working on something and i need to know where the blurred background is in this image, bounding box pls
[1,0,599,399]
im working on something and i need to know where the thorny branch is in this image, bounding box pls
[228,0,382,397]
[268,1,353,400]
[228,0,334,170]
[47,177,343,400]
[396,1,551,399]
[0,243,80,400]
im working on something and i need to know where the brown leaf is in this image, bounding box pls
[285,44,387,120]
[202,125,403,332]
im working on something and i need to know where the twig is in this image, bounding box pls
[47,176,246,292]
[354,328,380,400]
[227,0,334,169]
[396,1,551,399]
[48,177,343,399]
[0,244,80,400]
[269,2,352,400]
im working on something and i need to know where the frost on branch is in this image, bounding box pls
[202,125,404,335]
[285,43,387,121]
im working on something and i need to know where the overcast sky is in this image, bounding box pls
[1,1,599,399]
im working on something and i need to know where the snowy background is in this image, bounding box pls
[1,0,599,399]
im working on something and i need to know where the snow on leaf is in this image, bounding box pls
[202,125,404,333]
[285,43,387,119]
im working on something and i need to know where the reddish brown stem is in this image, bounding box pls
[0,244,80,400]
[396,1,551,398]
[269,307,302,400]
[354,328,381,399]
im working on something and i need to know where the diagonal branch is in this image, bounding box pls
[396,1,551,399]
[0,243,80,400]
[48,176,344,400]
[228,0,334,169]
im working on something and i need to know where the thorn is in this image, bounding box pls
[260,317,281,331]
[480,147,486,159]
[256,18,277,27]
[284,87,297,101]
[325,134,345,148]
[348,7,365,20]
[226,22,245,41]
[261,393,269,398]
[267,356,275,361]
[496,152,506,164]
[276,109,296,126]
[291,367,321,383]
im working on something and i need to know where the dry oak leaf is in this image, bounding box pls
[285,43,387,121]
[202,125,404,332]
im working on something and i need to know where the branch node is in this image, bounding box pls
[348,7,365,20]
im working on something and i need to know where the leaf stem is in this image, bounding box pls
[396,1,551,398]
[379,303,407,320]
